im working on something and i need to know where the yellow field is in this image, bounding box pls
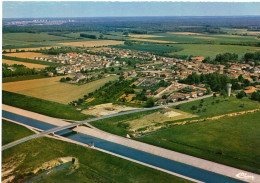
[130,38,175,43]
[129,34,164,38]
[2,46,59,53]
[167,32,204,35]
[2,59,47,69]
[3,52,49,59]
[2,76,119,104]
[58,40,124,47]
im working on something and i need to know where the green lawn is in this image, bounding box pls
[138,111,260,174]
[2,121,189,183]
[2,91,93,121]
[2,119,35,145]
[174,96,260,118]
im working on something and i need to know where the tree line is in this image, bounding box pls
[2,63,38,78]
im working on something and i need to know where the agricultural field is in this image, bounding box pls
[2,91,91,121]
[141,32,259,44]
[58,40,124,47]
[113,44,183,55]
[2,120,187,183]
[3,52,49,59]
[2,59,47,69]
[139,111,260,174]
[170,44,260,58]
[2,76,119,104]
[2,46,59,53]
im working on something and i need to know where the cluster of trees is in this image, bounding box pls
[179,72,230,92]
[202,51,260,65]
[2,64,38,78]
[237,90,260,102]
[79,33,97,39]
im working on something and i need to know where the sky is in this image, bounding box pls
[3,1,260,18]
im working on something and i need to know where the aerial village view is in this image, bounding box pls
[1,1,260,183]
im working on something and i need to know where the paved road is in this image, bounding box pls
[2,94,212,151]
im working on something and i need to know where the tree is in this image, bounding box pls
[66,77,71,81]
[60,78,66,82]
[110,67,115,72]
[251,91,260,102]
[119,75,124,81]
[162,95,167,99]
[99,34,104,39]
[236,91,246,99]
[123,31,129,36]
[145,98,154,108]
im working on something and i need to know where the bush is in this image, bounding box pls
[191,105,197,110]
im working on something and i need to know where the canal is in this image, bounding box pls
[2,110,245,183]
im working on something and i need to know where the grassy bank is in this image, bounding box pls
[174,96,260,118]
[138,111,260,174]
[2,121,189,183]
[2,119,35,145]
[2,55,62,66]
[2,91,93,121]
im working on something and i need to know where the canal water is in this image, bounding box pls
[2,110,245,183]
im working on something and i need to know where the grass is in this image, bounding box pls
[2,75,119,104]
[2,75,47,83]
[138,111,260,174]
[2,91,93,121]
[145,32,259,44]
[2,119,35,145]
[2,55,62,66]
[174,96,260,118]
[113,44,182,56]
[170,44,260,58]
[90,109,161,136]
[2,120,189,183]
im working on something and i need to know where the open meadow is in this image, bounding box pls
[2,76,119,104]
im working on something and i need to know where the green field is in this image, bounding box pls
[2,32,72,49]
[170,44,260,58]
[143,32,259,44]
[174,96,260,118]
[2,74,48,83]
[2,91,93,121]
[2,119,35,145]
[2,120,188,183]
[2,55,62,66]
[139,111,260,174]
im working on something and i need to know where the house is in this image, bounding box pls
[244,86,256,96]
[199,88,207,94]
[157,99,167,105]
[190,91,197,98]
[184,93,190,100]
